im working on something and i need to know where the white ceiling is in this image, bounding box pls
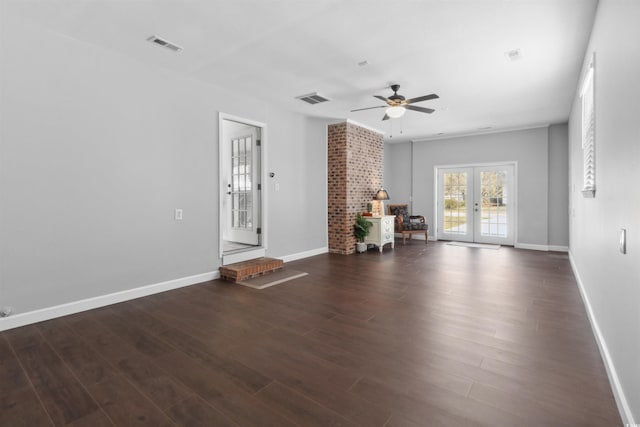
[7,0,598,142]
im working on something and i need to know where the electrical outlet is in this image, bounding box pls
[0,306,13,317]
[175,209,183,220]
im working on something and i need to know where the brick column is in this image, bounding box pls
[328,121,383,254]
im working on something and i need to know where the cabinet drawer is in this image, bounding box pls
[363,216,395,251]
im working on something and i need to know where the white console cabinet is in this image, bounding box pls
[364,215,395,252]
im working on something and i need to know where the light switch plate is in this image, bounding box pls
[175,209,183,220]
[619,228,626,254]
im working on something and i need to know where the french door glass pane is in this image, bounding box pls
[231,136,253,229]
[480,170,507,237]
[443,172,467,234]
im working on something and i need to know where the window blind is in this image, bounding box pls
[581,59,595,197]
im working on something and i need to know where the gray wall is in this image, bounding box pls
[267,115,329,256]
[0,11,327,314]
[568,0,640,421]
[385,126,569,247]
[548,124,570,247]
[383,142,412,207]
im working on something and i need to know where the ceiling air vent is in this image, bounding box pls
[296,92,331,105]
[147,35,183,52]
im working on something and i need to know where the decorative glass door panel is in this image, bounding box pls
[231,136,252,230]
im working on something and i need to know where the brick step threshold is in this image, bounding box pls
[219,257,284,283]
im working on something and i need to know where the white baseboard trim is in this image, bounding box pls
[279,246,328,263]
[0,271,219,332]
[0,245,330,332]
[513,243,545,251]
[569,252,634,425]
[514,243,569,252]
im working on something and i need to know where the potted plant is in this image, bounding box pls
[354,213,372,253]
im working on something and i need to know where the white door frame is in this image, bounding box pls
[434,161,518,245]
[219,113,268,265]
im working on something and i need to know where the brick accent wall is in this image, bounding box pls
[328,121,383,254]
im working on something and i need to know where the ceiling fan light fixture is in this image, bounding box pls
[386,106,406,118]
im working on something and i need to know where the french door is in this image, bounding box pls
[437,164,514,245]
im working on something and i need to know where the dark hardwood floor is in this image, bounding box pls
[0,241,621,426]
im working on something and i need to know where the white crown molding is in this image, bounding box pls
[412,123,551,143]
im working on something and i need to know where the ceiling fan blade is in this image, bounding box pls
[350,105,387,112]
[406,105,435,114]
[374,95,391,104]
[405,94,439,104]
[382,114,390,121]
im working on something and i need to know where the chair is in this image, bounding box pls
[387,204,428,245]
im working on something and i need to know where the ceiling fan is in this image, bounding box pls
[351,84,439,120]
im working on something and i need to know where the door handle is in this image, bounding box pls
[227,191,231,195]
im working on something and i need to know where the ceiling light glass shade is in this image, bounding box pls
[386,106,406,118]
[375,188,390,200]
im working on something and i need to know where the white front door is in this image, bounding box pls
[437,164,515,245]
[220,117,263,263]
